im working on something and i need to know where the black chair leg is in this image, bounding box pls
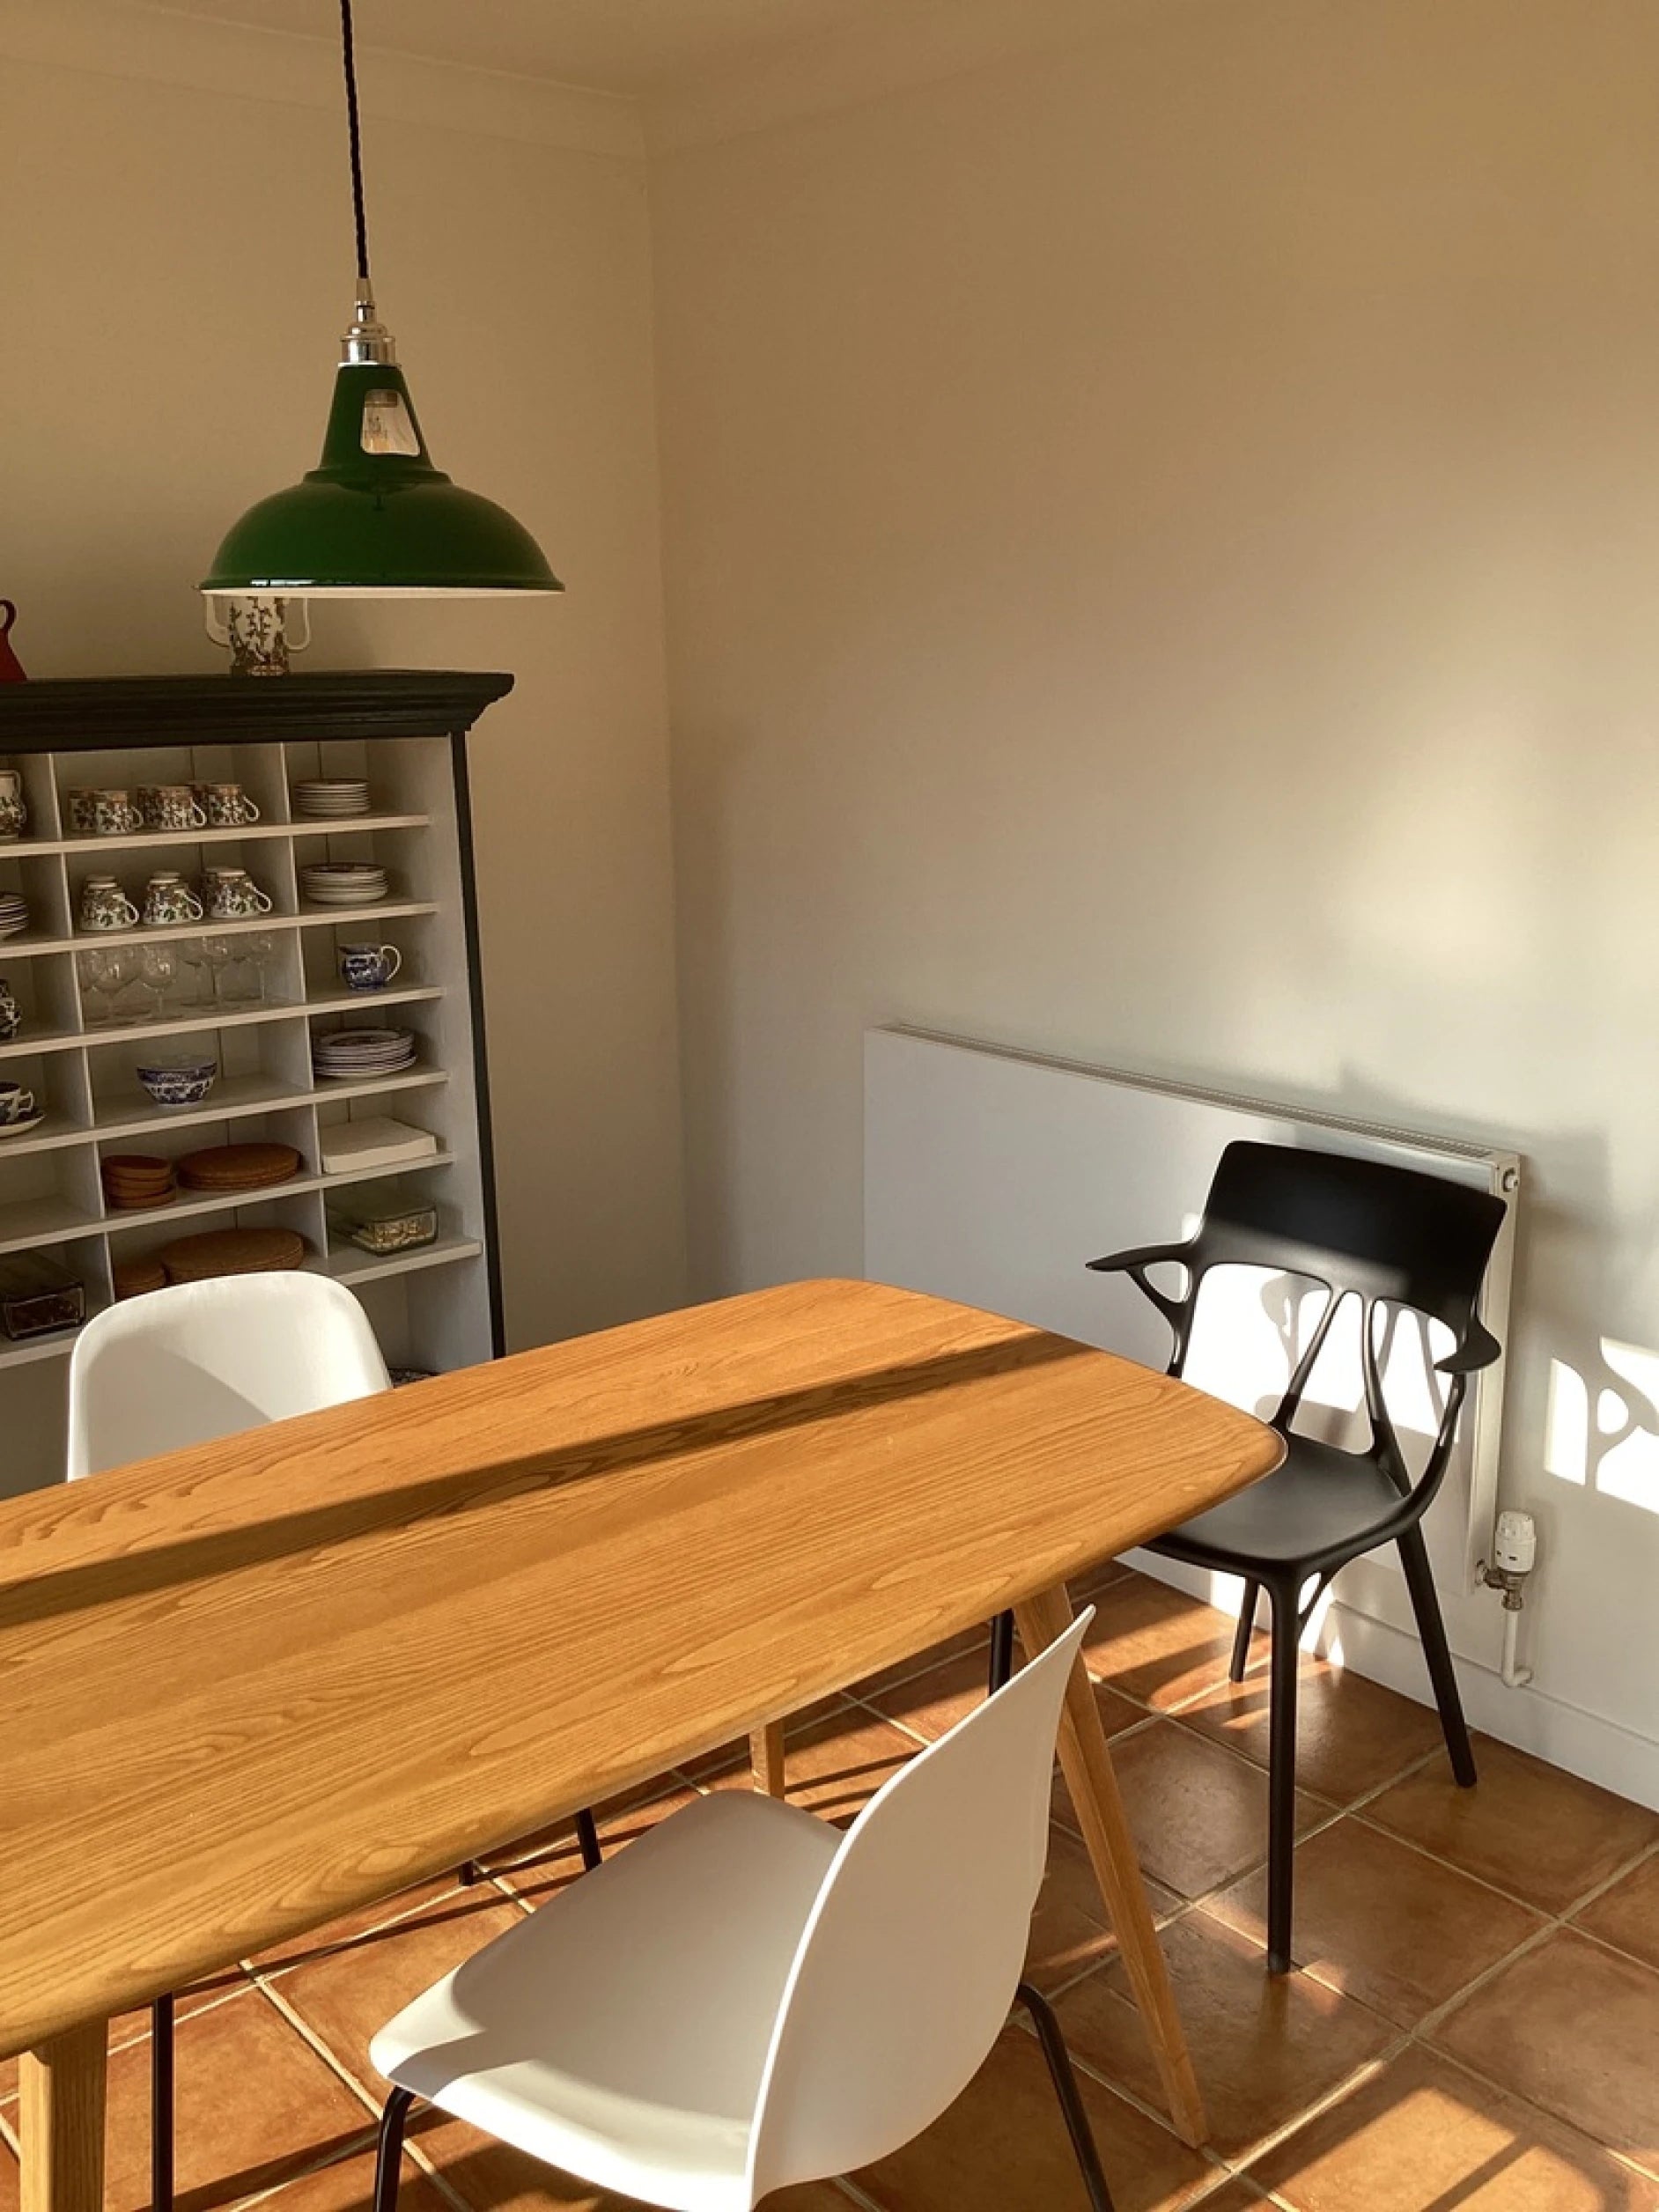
[372,2086,417,2212]
[151,1992,174,2212]
[1015,1982,1117,2211]
[461,1805,604,1887]
[1397,1523,1478,1788]
[1265,1577,1301,1975]
[988,1609,1016,1695]
[1228,1580,1260,1682]
[575,1805,604,1872]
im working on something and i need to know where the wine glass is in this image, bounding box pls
[199,935,236,1006]
[246,933,278,1006]
[78,947,129,1028]
[134,944,178,1021]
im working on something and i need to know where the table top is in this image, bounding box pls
[0,1277,1279,2059]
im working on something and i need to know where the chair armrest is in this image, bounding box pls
[1085,1239,1193,1278]
[1434,1316,1502,1376]
[1085,1239,1194,1337]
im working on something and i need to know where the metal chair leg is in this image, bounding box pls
[151,1991,174,2212]
[461,1804,604,1887]
[575,1806,604,1872]
[1397,1523,1478,1788]
[1265,1577,1301,1975]
[1228,1580,1260,1682]
[372,2086,417,2212]
[988,1609,1016,1695]
[1015,1982,1117,2211]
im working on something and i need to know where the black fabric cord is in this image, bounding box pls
[340,0,371,281]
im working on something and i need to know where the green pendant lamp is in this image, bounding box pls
[201,0,561,600]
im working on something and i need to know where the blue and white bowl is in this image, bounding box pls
[136,1058,218,1110]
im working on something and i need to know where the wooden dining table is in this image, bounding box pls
[0,1276,1280,2211]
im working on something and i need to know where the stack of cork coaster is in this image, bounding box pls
[176,1142,302,1195]
[156,1227,308,1282]
[102,1155,176,1211]
[112,1254,168,1301]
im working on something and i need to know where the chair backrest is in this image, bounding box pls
[1167,1142,1505,1476]
[67,1273,391,1478]
[744,1609,1092,2204]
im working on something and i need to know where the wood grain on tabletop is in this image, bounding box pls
[0,1276,1279,2058]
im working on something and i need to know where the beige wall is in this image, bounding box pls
[652,0,1659,1788]
[0,5,686,1346]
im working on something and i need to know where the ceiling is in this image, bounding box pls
[135,0,921,93]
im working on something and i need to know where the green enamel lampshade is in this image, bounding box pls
[201,358,562,600]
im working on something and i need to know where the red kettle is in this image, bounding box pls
[0,603,25,682]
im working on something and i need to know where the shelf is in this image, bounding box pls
[0,1323,100,1374]
[0,984,445,1065]
[89,1152,458,1249]
[320,1235,483,1289]
[0,1235,484,1368]
[0,902,439,961]
[4,813,430,859]
[0,1152,456,1255]
[0,690,508,1487]
[0,1066,446,1160]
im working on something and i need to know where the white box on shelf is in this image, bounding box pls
[320,1117,439,1176]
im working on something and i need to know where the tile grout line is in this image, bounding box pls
[245,1972,479,2212]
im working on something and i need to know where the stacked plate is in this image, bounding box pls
[177,1141,302,1195]
[102,1154,177,1211]
[313,1027,417,1080]
[302,861,387,907]
[293,778,371,820]
[157,1226,308,1282]
[0,893,29,940]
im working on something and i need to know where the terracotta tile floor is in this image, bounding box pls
[5,1565,1659,2211]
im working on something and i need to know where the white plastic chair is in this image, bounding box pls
[367,1607,1115,2212]
[68,1273,394,2212]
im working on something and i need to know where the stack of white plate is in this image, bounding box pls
[0,894,29,940]
[301,861,388,907]
[293,778,371,819]
[313,1027,418,1080]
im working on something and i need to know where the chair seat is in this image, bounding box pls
[370,1791,841,2212]
[1150,1434,1409,1574]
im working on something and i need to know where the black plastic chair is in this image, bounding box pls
[1084,1140,1506,1973]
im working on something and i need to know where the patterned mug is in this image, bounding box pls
[138,784,208,832]
[70,788,142,837]
[338,942,403,991]
[0,1080,35,1124]
[79,875,140,933]
[0,978,18,1041]
[142,872,205,927]
[205,869,273,920]
[195,782,261,829]
[0,769,26,842]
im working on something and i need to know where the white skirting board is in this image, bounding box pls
[858,1026,1659,1810]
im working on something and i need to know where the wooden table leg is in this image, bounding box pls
[18,2021,107,2212]
[749,1719,787,1798]
[1014,1582,1207,2147]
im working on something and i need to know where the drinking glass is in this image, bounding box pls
[200,936,236,1005]
[135,944,178,1021]
[245,933,278,1006]
[78,947,129,1027]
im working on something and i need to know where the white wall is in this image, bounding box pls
[652,0,1659,1791]
[0,1,686,1347]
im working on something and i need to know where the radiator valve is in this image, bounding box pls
[1477,1510,1537,1687]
